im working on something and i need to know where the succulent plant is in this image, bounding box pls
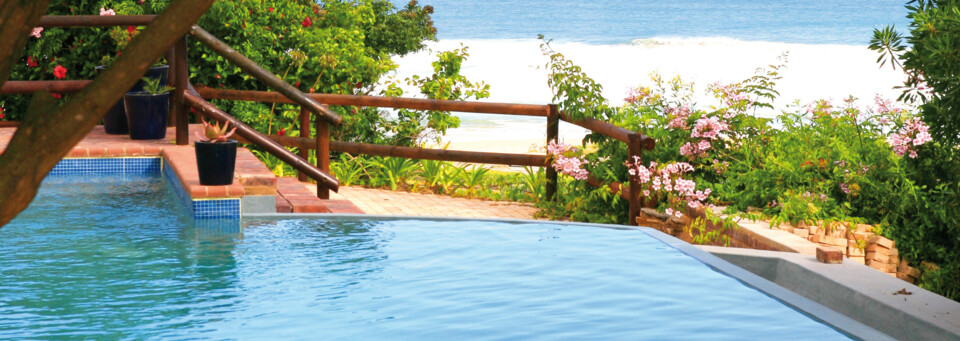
[195,117,237,143]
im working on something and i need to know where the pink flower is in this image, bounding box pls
[30,27,43,38]
[666,105,691,130]
[547,141,590,180]
[53,65,67,79]
[691,117,728,140]
[99,7,116,16]
[887,117,931,158]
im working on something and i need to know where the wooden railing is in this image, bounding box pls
[1,15,657,225]
[0,15,340,192]
[194,87,656,224]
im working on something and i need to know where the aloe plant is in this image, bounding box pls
[195,117,237,143]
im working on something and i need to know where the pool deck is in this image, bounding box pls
[0,125,537,219]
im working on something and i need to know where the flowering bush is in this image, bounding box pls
[2,0,459,148]
[625,158,710,218]
[547,141,589,180]
[887,116,932,158]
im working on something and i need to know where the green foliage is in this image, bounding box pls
[380,46,490,145]
[2,0,476,150]
[540,37,608,121]
[138,76,174,95]
[868,0,960,300]
[869,0,960,142]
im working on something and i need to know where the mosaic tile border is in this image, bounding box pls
[49,157,240,219]
[161,159,240,219]
[50,157,161,175]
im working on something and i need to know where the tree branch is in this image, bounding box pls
[0,0,216,227]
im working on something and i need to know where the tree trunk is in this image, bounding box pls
[0,0,216,227]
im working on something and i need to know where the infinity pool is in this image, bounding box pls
[0,174,854,339]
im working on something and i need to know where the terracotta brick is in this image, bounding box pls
[816,246,843,264]
[868,236,895,249]
[793,228,809,238]
[866,260,887,271]
[866,243,891,254]
[908,267,921,278]
[866,251,890,263]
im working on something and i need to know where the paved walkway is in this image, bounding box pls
[304,182,542,220]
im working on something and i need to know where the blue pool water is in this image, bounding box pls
[0,174,851,339]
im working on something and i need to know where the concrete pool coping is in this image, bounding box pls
[244,213,897,340]
[698,245,960,341]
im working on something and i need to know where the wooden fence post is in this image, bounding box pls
[545,104,559,201]
[173,36,189,145]
[316,105,331,199]
[627,133,643,226]
[298,106,310,182]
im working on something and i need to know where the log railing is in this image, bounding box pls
[0,15,340,193]
[194,87,656,224]
[0,15,657,225]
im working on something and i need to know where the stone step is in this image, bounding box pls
[276,177,364,214]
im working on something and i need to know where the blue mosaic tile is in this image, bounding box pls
[193,199,240,219]
[161,159,241,220]
[49,157,162,175]
[50,157,242,220]
[124,157,161,174]
[162,159,194,216]
[50,158,125,175]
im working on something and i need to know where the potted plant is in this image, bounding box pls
[123,77,173,140]
[194,118,238,185]
[97,56,169,135]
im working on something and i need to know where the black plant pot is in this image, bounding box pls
[96,64,169,134]
[123,92,169,140]
[132,64,169,92]
[195,140,237,186]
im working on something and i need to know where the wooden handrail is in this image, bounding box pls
[184,87,340,191]
[259,134,549,167]
[187,25,342,126]
[0,80,91,94]
[194,87,551,117]
[37,15,156,27]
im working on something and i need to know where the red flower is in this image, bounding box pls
[278,128,286,136]
[295,81,300,87]
[127,26,135,34]
[355,82,362,89]
[26,56,38,68]
[215,74,221,79]
[51,93,62,99]
[53,65,67,79]
[302,16,312,28]
[0,107,5,119]
[308,88,315,93]
[268,6,273,12]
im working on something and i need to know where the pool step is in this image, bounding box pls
[275,177,364,214]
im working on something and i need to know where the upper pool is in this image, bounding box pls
[0,173,862,339]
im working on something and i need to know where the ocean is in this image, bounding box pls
[387,0,913,146]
